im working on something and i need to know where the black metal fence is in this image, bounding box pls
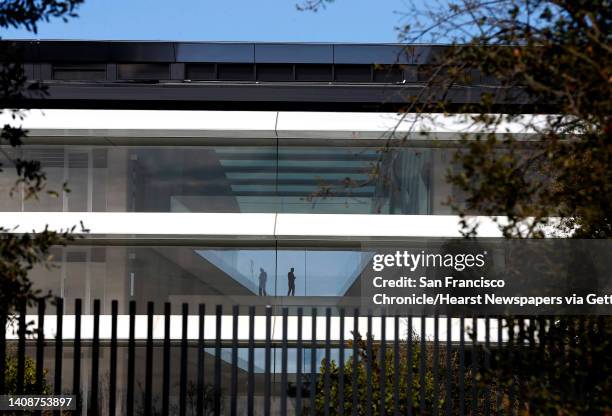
[0,298,603,415]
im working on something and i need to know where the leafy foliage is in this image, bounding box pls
[3,351,50,394]
[0,0,82,32]
[301,2,611,413]
[488,317,612,415]
[0,1,83,316]
[314,334,433,415]
[397,0,611,238]
[313,330,491,415]
[394,4,612,408]
[300,0,611,238]
[0,43,53,200]
[313,318,612,416]
[0,227,75,315]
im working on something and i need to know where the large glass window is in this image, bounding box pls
[0,142,456,214]
[277,146,433,214]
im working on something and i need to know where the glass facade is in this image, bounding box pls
[28,244,374,314]
[3,135,471,320]
[0,142,457,215]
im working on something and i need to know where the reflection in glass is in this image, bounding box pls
[0,144,448,214]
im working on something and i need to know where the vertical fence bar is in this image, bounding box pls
[196,304,205,416]
[264,306,272,416]
[393,315,399,416]
[579,317,586,400]
[324,308,332,416]
[247,306,255,416]
[0,313,5,396]
[145,302,154,416]
[565,316,571,392]
[508,318,515,416]
[339,308,345,416]
[471,315,478,415]
[54,297,64,416]
[407,315,413,416]
[281,308,289,416]
[109,300,118,416]
[163,303,171,416]
[16,301,26,395]
[380,313,387,416]
[231,305,239,416]
[517,317,525,410]
[496,317,503,416]
[296,307,304,416]
[550,315,558,395]
[459,316,465,416]
[419,316,426,415]
[33,300,45,416]
[310,308,318,413]
[528,318,536,412]
[537,317,546,413]
[484,317,491,416]
[126,301,136,416]
[215,305,222,416]
[366,313,373,416]
[433,314,439,416]
[35,300,45,394]
[90,299,100,415]
[352,308,359,416]
[592,317,600,398]
[180,303,189,416]
[445,317,452,416]
[552,316,563,388]
[73,299,82,416]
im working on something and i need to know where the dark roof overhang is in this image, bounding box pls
[1,40,540,112]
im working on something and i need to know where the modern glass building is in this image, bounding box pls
[0,41,526,312]
[0,41,530,413]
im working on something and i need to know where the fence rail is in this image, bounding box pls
[0,298,603,415]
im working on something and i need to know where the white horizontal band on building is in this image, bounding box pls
[1,212,509,239]
[0,109,553,139]
[5,315,508,343]
[1,212,567,239]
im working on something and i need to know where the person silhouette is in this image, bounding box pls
[258,267,268,296]
[287,267,296,296]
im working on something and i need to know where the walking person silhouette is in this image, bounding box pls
[287,267,296,296]
[258,267,267,296]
